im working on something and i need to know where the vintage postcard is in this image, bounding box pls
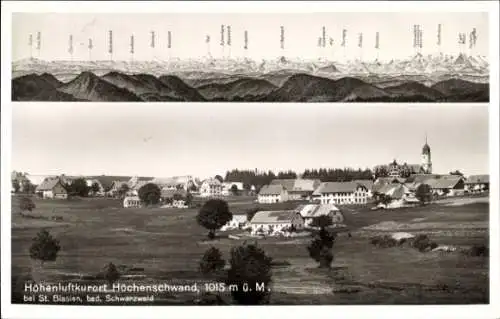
[1,1,499,319]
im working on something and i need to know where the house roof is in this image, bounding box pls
[259,184,286,195]
[270,179,320,193]
[35,178,65,191]
[466,175,489,184]
[426,177,463,189]
[270,179,296,191]
[202,178,222,186]
[406,174,440,183]
[297,204,340,218]
[88,175,131,190]
[378,184,406,199]
[316,181,367,194]
[353,179,374,190]
[250,210,300,224]
[153,176,197,187]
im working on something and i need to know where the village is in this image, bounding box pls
[11,138,489,238]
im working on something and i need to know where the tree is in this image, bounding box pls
[29,229,61,266]
[67,178,89,197]
[91,182,101,196]
[22,179,36,194]
[374,166,389,179]
[20,197,36,212]
[185,192,193,207]
[246,208,260,222]
[230,184,239,196]
[173,193,184,201]
[118,184,130,198]
[374,193,392,207]
[199,247,225,275]
[243,183,251,191]
[196,199,233,239]
[307,221,336,268]
[138,183,161,206]
[12,179,20,193]
[189,184,198,192]
[103,262,120,285]
[227,242,272,305]
[214,175,224,183]
[415,183,432,205]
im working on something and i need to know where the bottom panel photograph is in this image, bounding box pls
[10,103,489,305]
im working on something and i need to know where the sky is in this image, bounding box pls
[12,12,488,62]
[11,103,489,179]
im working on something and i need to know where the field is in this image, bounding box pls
[11,195,489,305]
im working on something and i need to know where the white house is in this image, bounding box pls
[315,182,370,205]
[257,184,289,203]
[222,182,245,196]
[123,196,141,208]
[296,204,343,227]
[465,175,489,193]
[221,215,249,231]
[200,178,223,198]
[35,178,68,199]
[161,189,189,208]
[250,210,304,235]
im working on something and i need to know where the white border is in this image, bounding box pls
[1,1,499,319]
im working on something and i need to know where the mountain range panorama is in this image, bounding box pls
[12,71,489,102]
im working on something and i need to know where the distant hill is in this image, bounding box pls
[384,81,445,100]
[265,74,388,102]
[158,75,206,101]
[197,77,277,100]
[58,72,142,102]
[431,78,489,97]
[12,73,80,101]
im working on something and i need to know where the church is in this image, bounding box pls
[374,137,433,178]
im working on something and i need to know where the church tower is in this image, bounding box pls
[421,134,432,174]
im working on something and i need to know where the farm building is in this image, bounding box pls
[250,210,304,235]
[426,176,465,196]
[199,178,223,198]
[123,196,141,208]
[161,189,188,208]
[314,181,370,205]
[375,183,420,209]
[270,179,321,200]
[35,178,68,199]
[221,215,249,231]
[257,184,289,203]
[296,204,343,227]
[353,179,374,198]
[221,182,245,195]
[465,175,489,193]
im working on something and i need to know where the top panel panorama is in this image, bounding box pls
[11,12,489,103]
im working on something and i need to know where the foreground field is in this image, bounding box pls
[11,195,489,304]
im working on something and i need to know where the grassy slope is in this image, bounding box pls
[11,195,489,304]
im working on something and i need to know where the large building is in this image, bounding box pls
[314,181,371,205]
[375,136,433,178]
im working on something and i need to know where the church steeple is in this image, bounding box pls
[421,133,432,174]
[422,133,431,155]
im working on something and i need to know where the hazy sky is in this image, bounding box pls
[12,12,488,62]
[12,103,488,178]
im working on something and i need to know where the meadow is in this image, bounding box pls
[11,194,489,305]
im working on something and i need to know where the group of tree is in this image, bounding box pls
[11,179,36,194]
[307,216,336,268]
[224,169,277,191]
[64,178,90,197]
[199,243,272,305]
[137,183,162,206]
[196,199,233,239]
[302,168,374,182]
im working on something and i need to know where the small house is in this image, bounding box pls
[296,203,343,227]
[465,175,489,193]
[35,178,68,199]
[257,184,288,203]
[250,210,304,235]
[199,178,223,198]
[221,215,249,231]
[123,196,141,208]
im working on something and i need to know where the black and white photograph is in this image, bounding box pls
[1,1,499,319]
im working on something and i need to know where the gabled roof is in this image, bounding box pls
[250,210,301,224]
[270,179,296,191]
[406,174,440,183]
[316,181,367,194]
[353,179,374,190]
[466,175,489,184]
[377,184,407,199]
[202,178,222,186]
[259,184,286,195]
[88,175,131,190]
[298,204,340,218]
[35,178,65,191]
[426,177,463,189]
[270,179,320,192]
[231,215,248,223]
